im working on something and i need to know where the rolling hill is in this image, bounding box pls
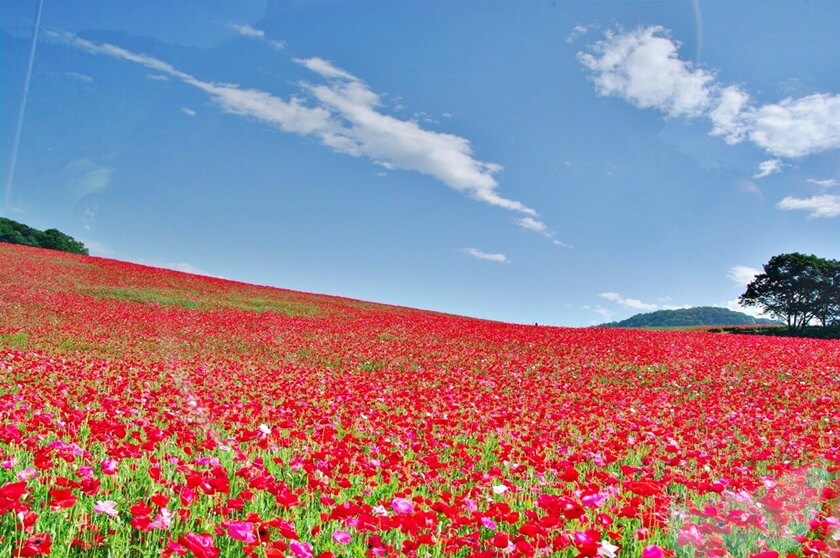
[599,306,780,328]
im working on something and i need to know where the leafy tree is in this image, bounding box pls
[0,217,89,255]
[739,253,839,330]
[815,261,840,326]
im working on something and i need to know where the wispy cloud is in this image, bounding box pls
[516,216,548,233]
[146,73,169,81]
[181,107,197,117]
[724,298,769,319]
[598,291,659,311]
[65,71,93,82]
[586,305,613,323]
[580,26,840,161]
[516,216,569,246]
[294,57,357,81]
[565,24,593,44]
[462,248,508,263]
[230,23,264,39]
[727,265,761,287]
[296,57,537,216]
[753,159,782,179]
[230,23,285,50]
[62,33,544,227]
[777,195,840,218]
[807,178,838,188]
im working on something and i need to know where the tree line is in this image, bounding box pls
[740,253,840,331]
[0,217,89,256]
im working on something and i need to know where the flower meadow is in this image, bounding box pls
[0,244,838,558]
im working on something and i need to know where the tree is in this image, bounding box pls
[739,253,839,330]
[40,228,88,255]
[815,261,840,326]
[0,217,89,255]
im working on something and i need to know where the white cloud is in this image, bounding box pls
[146,74,169,81]
[727,265,761,287]
[746,94,840,158]
[709,85,751,143]
[777,194,840,218]
[516,216,569,246]
[752,159,782,179]
[592,306,613,322]
[230,23,285,50]
[230,23,264,39]
[807,178,839,188]
[181,107,197,117]
[462,248,508,263]
[598,291,658,311]
[580,27,840,162]
[516,216,548,233]
[294,57,358,81]
[66,34,546,228]
[65,71,93,82]
[724,298,769,319]
[578,26,715,118]
[565,24,592,44]
[298,62,536,215]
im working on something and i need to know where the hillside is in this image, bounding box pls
[0,243,838,557]
[600,306,780,328]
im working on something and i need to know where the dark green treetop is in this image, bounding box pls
[739,253,840,330]
[0,217,89,256]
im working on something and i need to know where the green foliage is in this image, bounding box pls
[600,306,779,328]
[0,217,88,255]
[84,286,319,316]
[739,253,840,331]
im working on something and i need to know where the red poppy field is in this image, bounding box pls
[0,243,838,558]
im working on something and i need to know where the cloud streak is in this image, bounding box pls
[3,0,44,215]
[598,291,658,311]
[753,159,782,179]
[580,26,840,161]
[515,216,569,246]
[777,195,840,218]
[807,178,838,188]
[62,34,544,225]
[727,265,761,287]
[230,23,285,50]
[462,248,508,263]
[598,291,690,312]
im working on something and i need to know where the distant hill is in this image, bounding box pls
[0,217,88,255]
[600,306,780,328]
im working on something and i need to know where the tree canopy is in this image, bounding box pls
[739,253,840,330]
[0,217,88,256]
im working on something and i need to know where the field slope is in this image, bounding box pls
[1,243,838,558]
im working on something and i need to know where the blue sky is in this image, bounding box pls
[2,0,839,326]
